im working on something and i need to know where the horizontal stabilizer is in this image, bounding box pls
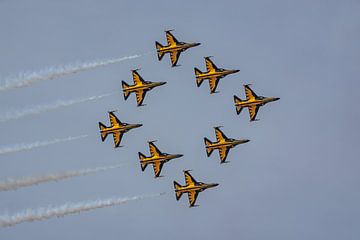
[173,181,183,200]
[122,81,131,100]
[234,95,244,115]
[194,67,203,77]
[204,137,214,156]
[155,41,165,61]
[138,152,148,171]
[98,122,108,141]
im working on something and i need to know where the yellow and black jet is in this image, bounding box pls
[195,56,240,93]
[122,70,166,106]
[155,30,200,67]
[174,170,218,208]
[204,126,250,164]
[98,111,142,148]
[138,141,183,178]
[234,84,280,121]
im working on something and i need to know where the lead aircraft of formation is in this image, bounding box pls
[122,69,166,106]
[195,56,240,93]
[156,30,200,67]
[138,141,183,178]
[204,126,250,163]
[174,170,218,207]
[234,84,280,121]
[99,111,142,148]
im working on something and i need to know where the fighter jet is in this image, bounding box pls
[204,126,250,164]
[122,70,166,106]
[174,170,218,208]
[234,84,280,121]
[98,111,142,148]
[138,141,183,178]
[155,30,200,67]
[194,56,240,93]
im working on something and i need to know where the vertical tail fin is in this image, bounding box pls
[122,81,131,100]
[204,137,214,157]
[194,68,204,87]
[155,41,165,61]
[98,122,108,141]
[233,95,243,115]
[173,181,183,200]
[138,152,148,171]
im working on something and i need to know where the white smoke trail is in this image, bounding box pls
[0,135,88,156]
[0,164,123,191]
[0,92,115,122]
[0,54,141,91]
[0,193,165,228]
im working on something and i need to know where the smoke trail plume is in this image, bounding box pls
[0,92,115,122]
[0,193,165,228]
[0,135,88,156]
[0,54,141,91]
[0,164,123,191]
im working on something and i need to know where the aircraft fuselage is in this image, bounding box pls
[206,139,249,150]
[175,183,218,194]
[140,154,183,164]
[197,69,239,80]
[235,97,279,108]
[100,124,142,135]
[123,82,166,92]
[158,42,200,53]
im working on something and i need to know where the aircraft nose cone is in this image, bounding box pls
[134,124,143,128]
[208,183,219,188]
[244,139,250,143]
[274,97,280,101]
[194,43,201,47]
[234,69,240,73]
[160,81,167,86]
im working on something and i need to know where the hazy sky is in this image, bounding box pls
[0,0,359,239]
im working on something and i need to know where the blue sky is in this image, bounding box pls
[0,0,359,239]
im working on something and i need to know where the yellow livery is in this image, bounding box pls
[234,84,280,121]
[156,30,200,67]
[195,56,239,93]
[98,111,142,148]
[174,170,218,208]
[138,141,183,178]
[122,69,166,106]
[204,127,250,163]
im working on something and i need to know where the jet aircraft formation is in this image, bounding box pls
[98,30,279,207]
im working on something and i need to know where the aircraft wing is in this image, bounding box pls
[170,50,181,66]
[248,105,260,121]
[208,76,221,93]
[244,85,258,100]
[187,190,200,207]
[205,57,219,72]
[132,70,144,86]
[149,142,162,157]
[135,89,147,106]
[109,112,122,127]
[112,131,123,148]
[214,127,228,142]
[218,146,231,163]
[152,161,164,178]
[166,31,179,46]
[184,171,198,186]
